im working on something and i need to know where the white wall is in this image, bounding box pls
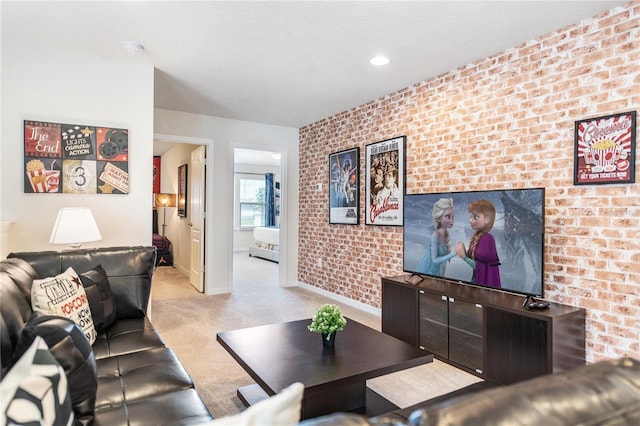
[1,42,154,252]
[0,42,299,296]
[154,109,299,294]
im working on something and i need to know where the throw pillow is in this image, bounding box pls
[204,382,304,426]
[79,265,116,333]
[31,267,97,345]
[14,314,98,426]
[0,336,74,426]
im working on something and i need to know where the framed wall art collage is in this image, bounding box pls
[329,136,405,226]
[23,120,129,194]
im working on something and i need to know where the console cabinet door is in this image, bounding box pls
[485,307,549,384]
[419,291,448,358]
[382,279,418,346]
[448,298,483,374]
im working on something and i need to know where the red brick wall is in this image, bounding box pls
[299,2,639,362]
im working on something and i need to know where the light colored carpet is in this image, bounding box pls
[151,253,481,417]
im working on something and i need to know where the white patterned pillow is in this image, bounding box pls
[203,382,303,426]
[31,267,97,345]
[0,336,74,426]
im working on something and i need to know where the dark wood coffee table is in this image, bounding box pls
[216,317,433,419]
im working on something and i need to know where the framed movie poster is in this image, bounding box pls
[23,120,129,194]
[329,148,359,224]
[177,164,188,217]
[366,136,405,226]
[574,111,636,185]
[153,156,161,194]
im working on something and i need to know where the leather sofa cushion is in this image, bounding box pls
[123,388,214,425]
[79,265,116,333]
[92,317,164,360]
[0,258,38,374]
[95,347,195,409]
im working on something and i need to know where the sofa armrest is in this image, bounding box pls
[404,358,640,425]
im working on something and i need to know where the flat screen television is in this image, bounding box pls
[403,188,545,297]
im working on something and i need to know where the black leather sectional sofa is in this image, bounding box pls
[1,246,213,425]
[2,245,639,426]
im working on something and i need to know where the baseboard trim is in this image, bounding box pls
[295,280,381,317]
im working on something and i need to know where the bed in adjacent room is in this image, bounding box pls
[249,226,279,263]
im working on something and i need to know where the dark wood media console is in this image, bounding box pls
[381,275,586,385]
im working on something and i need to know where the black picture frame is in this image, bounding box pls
[329,147,359,224]
[23,120,129,194]
[365,136,406,226]
[574,111,636,185]
[178,164,188,217]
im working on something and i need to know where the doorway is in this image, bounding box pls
[232,147,283,288]
[153,135,211,292]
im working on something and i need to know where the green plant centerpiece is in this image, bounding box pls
[308,304,347,345]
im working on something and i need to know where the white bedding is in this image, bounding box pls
[252,226,279,247]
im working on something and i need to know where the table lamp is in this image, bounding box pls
[49,207,102,248]
[154,193,177,237]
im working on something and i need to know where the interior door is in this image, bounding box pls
[189,146,206,292]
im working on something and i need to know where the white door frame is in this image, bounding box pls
[230,143,286,289]
[154,133,214,293]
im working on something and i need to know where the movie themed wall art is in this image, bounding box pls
[329,147,359,225]
[365,136,405,226]
[574,111,636,185]
[24,120,129,194]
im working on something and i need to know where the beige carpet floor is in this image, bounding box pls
[150,253,482,418]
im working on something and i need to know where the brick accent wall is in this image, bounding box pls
[299,2,639,362]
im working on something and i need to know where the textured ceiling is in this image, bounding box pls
[1,1,627,128]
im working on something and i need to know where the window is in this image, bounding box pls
[239,176,265,228]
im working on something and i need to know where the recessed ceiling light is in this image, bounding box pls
[370,55,390,66]
[123,41,144,55]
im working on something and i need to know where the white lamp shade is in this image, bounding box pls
[49,208,102,245]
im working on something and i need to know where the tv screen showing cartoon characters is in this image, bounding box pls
[403,188,545,297]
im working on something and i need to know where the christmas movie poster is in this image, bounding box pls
[23,120,129,194]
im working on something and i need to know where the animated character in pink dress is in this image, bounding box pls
[455,199,501,288]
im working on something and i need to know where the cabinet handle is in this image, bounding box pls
[476,304,483,308]
[441,295,447,301]
[449,297,455,303]
[419,290,425,294]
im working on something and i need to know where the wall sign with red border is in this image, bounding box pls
[574,111,636,185]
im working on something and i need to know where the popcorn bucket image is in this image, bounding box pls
[26,159,48,192]
[590,139,619,172]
